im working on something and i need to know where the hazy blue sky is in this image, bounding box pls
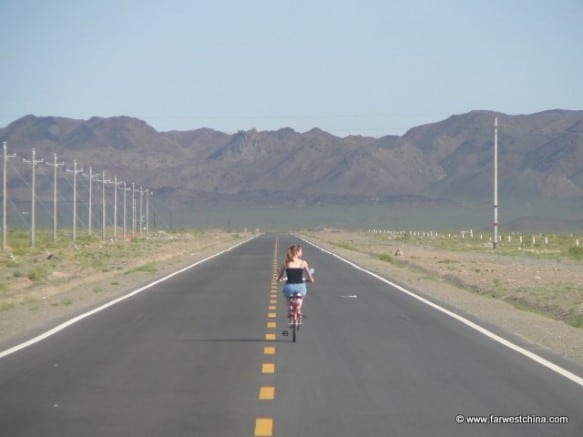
[1,0,581,137]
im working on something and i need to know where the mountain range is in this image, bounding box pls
[1,109,582,210]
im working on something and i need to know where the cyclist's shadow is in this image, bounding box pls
[184,338,284,343]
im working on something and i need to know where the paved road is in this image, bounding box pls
[0,234,581,436]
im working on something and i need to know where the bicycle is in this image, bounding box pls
[282,268,313,343]
[287,292,303,343]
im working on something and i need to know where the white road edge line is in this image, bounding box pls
[301,237,583,387]
[0,236,258,360]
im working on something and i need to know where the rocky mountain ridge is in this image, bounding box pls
[1,109,582,208]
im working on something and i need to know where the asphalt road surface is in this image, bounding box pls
[0,234,581,436]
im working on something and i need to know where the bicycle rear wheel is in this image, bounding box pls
[292,320,297,342]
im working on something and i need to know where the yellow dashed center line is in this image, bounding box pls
[254,237,279,436]
[262,363,275,374]
[259,386,275,400]
[255,418,273,436]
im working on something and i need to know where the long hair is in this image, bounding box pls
[285,244,302,264]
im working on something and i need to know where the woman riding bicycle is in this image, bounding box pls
[277,244,315,314]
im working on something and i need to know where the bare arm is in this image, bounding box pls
[276,264,286,282]
[303,261,315,283]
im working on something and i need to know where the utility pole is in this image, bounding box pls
[87,167,94,236]
[131,182,136,237]
[67,160,83,242]
[46,153,64,243]
[102,172,106,240]
[113,176,118,239]
[2,142,17,250]
[123,181,128,240]
[493,117,499,249]
[113,176,123,239]
[145,189,151,235]
[97,171,112,240]
[23,148,44,247]
[139,185,143,235]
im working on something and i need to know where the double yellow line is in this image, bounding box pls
[254,237,279,436]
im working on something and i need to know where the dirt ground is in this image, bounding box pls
[301,230,583,370]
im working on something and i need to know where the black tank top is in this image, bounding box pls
[286,268,304,284]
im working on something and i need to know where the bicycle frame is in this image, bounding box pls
[288,292,303,342]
